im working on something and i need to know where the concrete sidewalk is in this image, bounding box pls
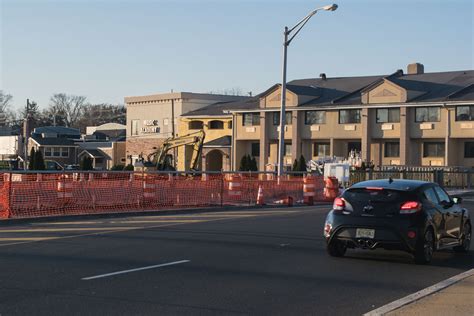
[386,274,474,316]
[446,188,474,197]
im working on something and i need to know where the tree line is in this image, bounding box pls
[0,90,125,133]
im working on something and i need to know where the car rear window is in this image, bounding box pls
[343,188,401,202]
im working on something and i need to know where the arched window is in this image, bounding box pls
[209,120,224,129]
[189,120,204,130]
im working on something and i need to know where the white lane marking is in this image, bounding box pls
[82,260,190,281]
[364,268,474,315]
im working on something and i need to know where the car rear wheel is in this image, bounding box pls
[414,229,434,264]
[454,222,471,253]
[327,239,347,257]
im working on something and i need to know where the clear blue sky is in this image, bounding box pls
[1,0,473,111]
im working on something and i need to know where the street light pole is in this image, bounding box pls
[277,27,289,177]
[277,4,338,177]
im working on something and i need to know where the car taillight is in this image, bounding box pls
[333,197,345,211]
[400,201,422,214]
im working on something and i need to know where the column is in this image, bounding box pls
[361,108,371,162]
[330,138,335,156]
[291,110,301,160]
[400,106,410,165]
[259,111,269,171]
[445,107,451,166]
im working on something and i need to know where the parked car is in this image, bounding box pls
[45,160,63,170]
[324,179,471,264]
[65,164,79,170]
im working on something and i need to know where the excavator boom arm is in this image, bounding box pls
[150,130,205,170]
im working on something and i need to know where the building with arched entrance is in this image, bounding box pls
[178,98,255,171]
[124,92,246,167]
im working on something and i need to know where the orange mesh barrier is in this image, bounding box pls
[0,172,327,219]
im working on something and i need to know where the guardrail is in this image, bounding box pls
[0,171,326,220]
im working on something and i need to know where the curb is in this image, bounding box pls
[0,203,331,226]
[364,268,474,316]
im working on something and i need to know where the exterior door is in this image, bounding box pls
[422,186,446,242]
[434,185,462,240]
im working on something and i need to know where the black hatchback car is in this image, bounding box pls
[324,179,471,264]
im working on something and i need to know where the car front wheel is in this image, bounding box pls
[454,222,471,253]
[327,239,347,257]
[414,229,434,264]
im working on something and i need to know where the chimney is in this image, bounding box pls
[407,63,424,75]
[319,73,327,80]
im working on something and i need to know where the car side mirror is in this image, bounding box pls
[452,197,462,205]
[439,200,452,208]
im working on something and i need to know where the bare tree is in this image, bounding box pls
[0,90,14,126]
[75,103,126,132]
[49,93,87,127]
[0,90,13,113]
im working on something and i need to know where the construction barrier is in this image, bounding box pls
[0,171,327,220]
[324,176,340,201]
[303,175,316,205]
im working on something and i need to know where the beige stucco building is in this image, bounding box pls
[124,92,245,166]
[232,63,474,170]
[178,99,253,171]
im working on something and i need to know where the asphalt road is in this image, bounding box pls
[0,203,473,316]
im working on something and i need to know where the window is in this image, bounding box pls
[423,142,445,157]
[61,147,69,157]
[273,112,292,125]
[423,188,439,205]
[131,119,139,136]
[339,109,361,124]
[305,111,326,125]
[376,108,400,123]
[189,121,204,130]
[284,143,292,156]
[456,105,474,121]
[415,107,440,122]
[348,142,361,153]
[242,113,260,126]
[209,120,224,129]
[384,142,400,157]
[52,147,61,157]
[44,147,52,157]
[313,143,330,157]
[251,143,260,157]
[434,186,450,204]
[464,142,474,158]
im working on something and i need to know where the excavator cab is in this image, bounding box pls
[157,154,176,171]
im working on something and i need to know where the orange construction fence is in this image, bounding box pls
[0,171,327,219]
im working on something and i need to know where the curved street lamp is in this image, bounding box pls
[277,4,338,177]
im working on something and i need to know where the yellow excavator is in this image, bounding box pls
[137,130,205,171]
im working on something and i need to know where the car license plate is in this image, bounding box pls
[356,228,375,239]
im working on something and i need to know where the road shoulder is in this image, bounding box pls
[365,268,474,316]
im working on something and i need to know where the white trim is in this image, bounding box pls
[364,268,474,316]
[230,101,474,114]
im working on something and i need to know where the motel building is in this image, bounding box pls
[124,92,246,166]
[231,63,474,171]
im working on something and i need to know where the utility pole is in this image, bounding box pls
[23,99,30,170]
